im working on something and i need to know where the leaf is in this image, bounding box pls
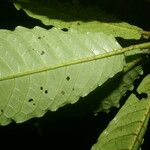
[91,75,150,150]
[96,59,143,113]
[137,74,150,98]
[13,0,145,39]
[0,27,125,125]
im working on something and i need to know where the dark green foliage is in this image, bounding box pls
[0,0,149,150]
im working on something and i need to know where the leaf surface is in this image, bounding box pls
[137,74,150,98]
[13,0,144,39]
[0,27,124,125]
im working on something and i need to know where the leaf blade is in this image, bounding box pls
[0,27,124,125]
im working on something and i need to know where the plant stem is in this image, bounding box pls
[142,31,150,39]
[123,58,142,73]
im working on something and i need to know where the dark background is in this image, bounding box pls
[0,0,149,149]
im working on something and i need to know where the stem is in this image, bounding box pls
[123,58,142,73]
[0,42,150,81]
[142,31,150,39]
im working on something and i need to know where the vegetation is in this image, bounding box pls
[0,0,150,149]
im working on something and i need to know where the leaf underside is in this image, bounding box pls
[0,27,124,125]
[14,0,143,39]
[92,75,150,150]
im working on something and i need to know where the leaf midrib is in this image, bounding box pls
[0,42,150,81]
[131,101,150,150]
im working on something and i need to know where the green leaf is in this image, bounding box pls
[91,75,150,150]
[96,59,143,113]
[13,0,146,39]
[137,75,150,98]
[0,27,125,125]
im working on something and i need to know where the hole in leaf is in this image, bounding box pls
[41,51,45,55]
[0,109,4,113]
[66,76,70,81]
[72,88,75,91]
[38,36,42,40]
[28,98,34,102]
[61,28,68,32]
[135,92,148,100]
[45,90,48,94]
[33,103,36,106]
[40,87,43,90]
[140,93,148,99]
[61,91,65,95]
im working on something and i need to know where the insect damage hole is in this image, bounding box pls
[61,28,68,32]
[40,86,43,90]
[136,92,148,100]
[140,93,148,99]
[28,98,34,102]
[66,76,70,81]
[45,90,48,94]
[38,36,42,39]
